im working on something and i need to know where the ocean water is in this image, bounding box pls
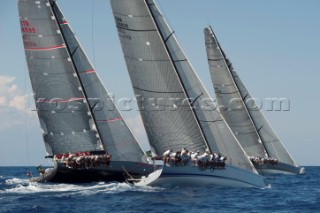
[0,166,319,213]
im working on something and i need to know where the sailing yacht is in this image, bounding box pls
[18,0,155,183]
[110,0,269,188]
[204,26,304,175]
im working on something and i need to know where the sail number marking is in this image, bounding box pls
[20,20,37,34]
[21,20,37,48]
[114,16,132,40]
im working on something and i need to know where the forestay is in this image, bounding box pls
[110,0,256,172]
[51,1,146,162]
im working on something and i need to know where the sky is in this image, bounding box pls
[0,0,319,166]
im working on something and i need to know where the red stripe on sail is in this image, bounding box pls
[36,97,84,103]
[79,70,96,74]
[25,44,66,51]
[59,20,68,25]
[96,117,123,123]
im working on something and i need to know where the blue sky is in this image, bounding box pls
[0,0,319,166]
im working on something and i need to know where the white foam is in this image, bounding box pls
[1,180,163,196]
[5,178,26,185]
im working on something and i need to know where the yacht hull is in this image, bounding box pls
[30,161,156,183]
[255,163,305,175]
[135,164,269,188]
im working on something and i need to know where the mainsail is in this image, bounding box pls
[19,0,146,162]
[110,0,256,172]
[204,26,298,167]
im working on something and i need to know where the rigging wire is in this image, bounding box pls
[23,62,33,178]
[91,0,96,67]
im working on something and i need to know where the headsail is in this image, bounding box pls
[204,26,298,167]
[50,1,146,162]
[110,0,257,172]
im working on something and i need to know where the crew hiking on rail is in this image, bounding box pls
[53,152,111,170]
[162,148,227,169]
[249,156,279,166]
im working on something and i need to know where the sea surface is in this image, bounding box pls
[0,166,319,213]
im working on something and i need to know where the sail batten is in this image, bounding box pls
[25,44,66,51]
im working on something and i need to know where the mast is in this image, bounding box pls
[49,0,105,152]
[145,1,212,153]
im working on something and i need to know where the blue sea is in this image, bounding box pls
[0,166,319,213]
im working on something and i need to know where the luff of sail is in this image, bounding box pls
[18,0,102,155]
[204,26,299,170]
[50,0,146,162]
[110,0,257,173]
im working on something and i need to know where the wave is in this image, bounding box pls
[5,178,27,185]
[1,178,163,196]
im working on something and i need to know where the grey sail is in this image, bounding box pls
[110,0,256,172]
[204,27,267,158]
[110,0,207,154]
[50,1,146,162]
[204,26,298,167]
[18,0,102,155]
